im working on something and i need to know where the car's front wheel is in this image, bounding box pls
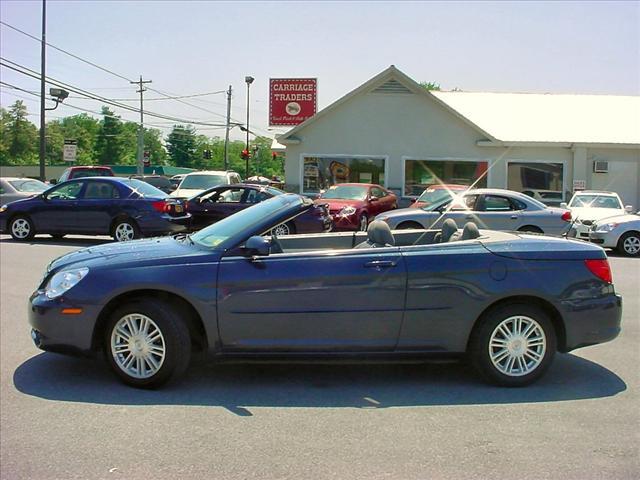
[617,231,640,257]
[359,214,369,231]
[112,218,140,242]
[271,222,294,236]
[9,215,35,241]
[468,303,556,387]
[104,299,191,389]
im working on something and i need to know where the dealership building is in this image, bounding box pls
[276,65,640,208]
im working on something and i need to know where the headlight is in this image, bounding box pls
[338,206,357,216]
[44,268,89,299]
[0,205,7,213]
[594,223,618,233]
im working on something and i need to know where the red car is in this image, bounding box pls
[58,166,114,183]
[315,183,397,231]
[410,184,468,208]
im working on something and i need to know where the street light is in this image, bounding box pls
[244,75,254,178]
[45,88,69,111]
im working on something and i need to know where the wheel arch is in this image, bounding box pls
[109,214,138,235]
[517,225,544,233]
[466,295,567,352]
[92,289,209,353]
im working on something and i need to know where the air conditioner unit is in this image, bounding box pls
[593,160,609,173]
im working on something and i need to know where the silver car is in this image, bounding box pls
[589,213,640,257]
[375,188,572,235]
[0,177,48,205]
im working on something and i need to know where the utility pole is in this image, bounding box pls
[223,85,232,171]
[130,75,152,175]
[38,0,46,181]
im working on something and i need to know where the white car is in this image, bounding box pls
[0,177,49,204]
[589,212,640,257]
[170,170,242,198]
[563,191,633,241]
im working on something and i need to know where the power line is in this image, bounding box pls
[0,58,236,128]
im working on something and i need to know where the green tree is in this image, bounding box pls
[95,106,126,165]
[0,107,11,164]
[3,100,39,164]
[143,128,168,165]
[166,125,197,167]
[419,81,441,91]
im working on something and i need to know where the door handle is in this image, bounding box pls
[364,260,397,269]
[510,215,518,219]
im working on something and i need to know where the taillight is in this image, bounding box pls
[151,201,167,213]
[584,259,612,283]
[561,211,572,222]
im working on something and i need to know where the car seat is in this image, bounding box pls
[354,220,395,248]
[434,218,458,243]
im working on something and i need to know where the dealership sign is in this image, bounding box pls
[269,78,317,126]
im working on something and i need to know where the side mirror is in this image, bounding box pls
[49,179,57,185]
[369,196,379,202]
[244,236,271,257]
[625,205,633,213]
[560,202,568,208]
[410,198,417,204]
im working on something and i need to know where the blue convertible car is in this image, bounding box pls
[28,194,622,388]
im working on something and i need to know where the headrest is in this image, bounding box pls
[461,222,480,240]
[367,220,395,247]
[441,218,458,242]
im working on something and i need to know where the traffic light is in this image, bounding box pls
[143,150,150,167]
[241,149,250,160]
[203,149,211,160]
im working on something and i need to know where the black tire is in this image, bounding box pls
[50,234,66,240]
[103,299,191,389]
[359,214,369,232]
[111,217,140,242]
[397,221,423,230]
[617,231,640,257]
[468,303,556,387]
[518,226,543,234]
[9,215,35,241]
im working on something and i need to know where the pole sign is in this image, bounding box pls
[63,139,78,162]
[269,78,317,126]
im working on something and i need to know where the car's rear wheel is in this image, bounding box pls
[112,218,140,242]
[9,215,35,241]
[468,303,556,387]
[518,225,543,234]
[271,222,294,236]
[103,299,191,389]
[359,214,369,231]
[397,221,422,230]
[617,231,640,257]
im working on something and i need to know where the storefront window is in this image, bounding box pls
[404,159,487,197]
[302,156,385,194]
[507,162,564,206]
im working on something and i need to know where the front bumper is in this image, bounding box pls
[589,230,618,249]
[562,293,622,352]
[28,290,101,356]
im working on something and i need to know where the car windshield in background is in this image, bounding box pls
[321,185,368,200]
[191,195,303,248]
[570,195,622,209]
[265,186,285,196]
[72,169,112,178]
[416,188,457,205]
[9,179,48,192]
[180,175,226,190]
[120,179,167,198]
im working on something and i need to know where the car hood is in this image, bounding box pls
[171,188,204,198]
[315,199,366,211]
[47,236,213,273]
[570,207,625,221]
[593,213,640,226]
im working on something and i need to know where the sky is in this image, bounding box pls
[1,0,638,142]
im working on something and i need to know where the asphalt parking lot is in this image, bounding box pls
[0,235,638,480]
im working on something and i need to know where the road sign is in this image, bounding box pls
[63,139,77,162]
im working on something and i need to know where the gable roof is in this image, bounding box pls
[432,91,640,145]
[277,65,640,147]
[277,65,498,144]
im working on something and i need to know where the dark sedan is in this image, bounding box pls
[186,183,332,235]
[28,194,621,389]
[0,177,190,241]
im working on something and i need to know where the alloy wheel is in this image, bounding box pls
[11,218,31,239]
[110,313,166,379]
[488,315,546,377]
[359,215,368,231]
[115,222,135,242]
[272,223,290,236]
[623,235,640,255]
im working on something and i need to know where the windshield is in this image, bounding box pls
[191,195,304,248]
[569,194,622,209]
[71,169,112,178]
[120,179,168,198]
[321,185,368,200]
[416,188,457,205]
[9,179,48,193]
[180,174,226,190]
